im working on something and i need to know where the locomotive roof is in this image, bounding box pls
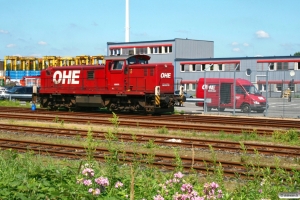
[104,54,150,61]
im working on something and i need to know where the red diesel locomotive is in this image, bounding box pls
[38,55,183,113]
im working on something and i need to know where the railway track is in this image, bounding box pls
[1,123,299,158]
[0,112,286,135]
[1,106,300,130]
[0,138,297,178]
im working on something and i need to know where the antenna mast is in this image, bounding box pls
[125,0,130,42]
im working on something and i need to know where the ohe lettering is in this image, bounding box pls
[161,73,171,78]
[53,70,80,84]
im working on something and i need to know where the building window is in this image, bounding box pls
[151,46,163,54]
[276,84,282,92]
[258,84,266,91]
[297,62,300,70]
[191,84,196,90]
[122,48,134,55]
[110,49,120,55]
[136,47,147,54]
[185,64,190,72]
[196,64,201,71]
[277,62,288,70]
[180,64,185,72]
[191,64,195,72]
[218,64,224,71]
[163,46,172,53]
[164,46,168,53]
[269,63,275,70]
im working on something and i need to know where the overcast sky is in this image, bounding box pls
[1,0,299,60]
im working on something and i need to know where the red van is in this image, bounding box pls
[195,78,267,113]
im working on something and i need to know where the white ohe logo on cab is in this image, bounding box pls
[53,70,80,84]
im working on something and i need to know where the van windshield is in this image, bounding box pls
[243,85,260,95]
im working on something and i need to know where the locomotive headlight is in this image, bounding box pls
[253,101,260,105]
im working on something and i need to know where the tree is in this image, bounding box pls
[294,52,300,56]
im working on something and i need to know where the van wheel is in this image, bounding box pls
[241,104,251,113]
[218,108,225,112]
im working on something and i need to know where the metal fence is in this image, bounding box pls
[186,69,300,119]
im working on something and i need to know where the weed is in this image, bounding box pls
[273,129,299,143]
[240,142,248,162]
[75,133,81,141]
[84,127,98,163]
[104,129,118,141]
[158,126,168,134]
[109,112,120,128]
[53,116,60,123]
[144,139,157,149]
[173,148,183,172]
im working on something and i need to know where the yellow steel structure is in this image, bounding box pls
[4,56,20,71]
[60,57,76,66]
[20,56,37,71]
[42,56,61,69]
[91,55,105,65]
[75,55,91,65]
[4,54,105,71]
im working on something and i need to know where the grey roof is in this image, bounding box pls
[107,38,213,46]
[175,55,300,61]
[104,55,150,61]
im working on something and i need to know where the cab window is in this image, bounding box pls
[111,61,124,70]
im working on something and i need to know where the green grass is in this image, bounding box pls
[0,126,299,199]
[0,100,30,107]
[0,109,299,199]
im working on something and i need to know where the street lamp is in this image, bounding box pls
[288,70,295,102]
[264,63,272,117]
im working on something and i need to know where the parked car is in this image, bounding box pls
[0,86,38,102]
[0,87,8,94]
[174,90,194,98]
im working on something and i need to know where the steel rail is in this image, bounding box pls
[0,138,297,178]
[0,113,280,135]
[0,123,299,158]
[0,107,299,130]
